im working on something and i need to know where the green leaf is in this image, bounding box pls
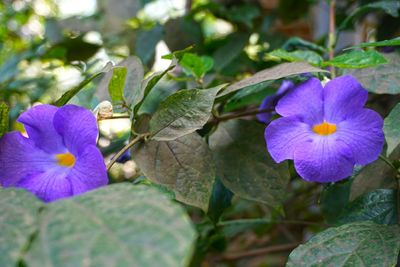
[24,184,196,267]
[226,4,260,28]
[218,62,327,97]
[345,53,400,94]
[320,179,352,224]
[108,67,127,103]
[339,1,400,30]
[207,177,233,223]
[161,45,194,60]
[286,222,400,267]
[118,56,145,109]
[282,37,327,53]
[213,33,249,71]
[132,133,216,211]
[323,50,388,69]
[0,102,9,137]
[268,49,323,66]
[54,72,104,106]
[384,103,400,157]
[180,53,214,79]
[335,189,397,225]
[349,146,400,201]
[0,189,43,267]
[149,84,226,141]
[209,120,289,208]
[135,24,163,65]
[345,37,400,50]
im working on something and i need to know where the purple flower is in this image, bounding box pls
[0,104,108,202]
[257,80,295,123]
[265,75,384,183]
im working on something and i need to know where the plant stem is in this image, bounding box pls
[97,115,130,121]
[214,108,274,122]
[106,133,149,171]
[378,154,398,173]
[328,0,336,78]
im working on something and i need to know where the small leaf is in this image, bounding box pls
[132,133,215,211]
[0,188,43,267]
[384,103,400,157]
[149,84,226,141]
[24,184,196,267]
[320,179,352,224]
[207,177,233,223]
[335,189,397,225]
[345,37,400,50]
[346,53,400,94]
[213,33,249,71]
[218,62,327,97]
[323,50,388,69]
[180,53,214,79]
[209,120,289,208]
[119,56,145,109]
[108,67,127,103]
[268,49,323,66]
[0,102,9,137]
[286,222,400,267]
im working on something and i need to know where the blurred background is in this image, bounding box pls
[1,0,400,266]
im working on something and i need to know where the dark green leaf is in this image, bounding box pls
[320,179,352,224]
[282,37,327,53]
[226,4,260,27]
[268,49,323,66]
[132,133,215,211]
[161,45,194,60]
[339,1,400,30]
[335,189,397,225]
[213,33,249,71]
[149,84,226,141]
[207,177,233,223]
[0,102,9,137]
[0,189,43,267]
[286,222,400,267]
[119,56,145,109]
[135,24,163,65]
[218,218,273,237]
[346,53,400,94]
[324,50,388,69]
[345,37,400,50]
[24,184,196,267]
[218,62,327,97]
[180,53,214,79]
[384,103,400,157]
[209,120,289,208]
[108,67,127,103]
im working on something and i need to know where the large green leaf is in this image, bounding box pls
[384,103,400,156]
[0,102,9,137]
[268,49,323,66]
[0,189,43,267]
[335,189,397,225]
[209,120,289,208]
[149,85,226,141]
[323,50,387,69]
[132,133,216,211]
[346,53,400,94]
[286,222,400,267]
[24,184,196,267]
[218,62,327,97]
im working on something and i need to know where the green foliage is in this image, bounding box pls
[268,49,323,66]
[132,133,215,211]
[23,184,196,267]
[287,222,400,267]
[0,189,43,267]
[384,103,400,156]
[346,53,400,94]
[180,53,214,79]
[320,180,352,224]
[149,85,226,141]
[346,37,400,49]
[0,102,8,137]
[209,120,289,209]
[108,67,127,103]
[334,189,397,225]
[324,50,388,69]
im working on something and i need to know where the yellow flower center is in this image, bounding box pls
[313,121,337,136]
[56,152,76,167]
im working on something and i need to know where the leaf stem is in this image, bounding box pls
[328,0,336,78]
[378,154,398,173]
[106,133,149,171]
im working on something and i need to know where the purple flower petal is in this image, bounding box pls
[294,137,355,182]
[17,105,65,154]
[276,78,324,124]
[16,168,72,202]
[323,75,368,123]
[265,116,313,163]
[53,105,98,155]
[337,108,384,165]
[0,132,56,186]
[69,145,108,194]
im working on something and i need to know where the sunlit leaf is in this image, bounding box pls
[323,50,387,69]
